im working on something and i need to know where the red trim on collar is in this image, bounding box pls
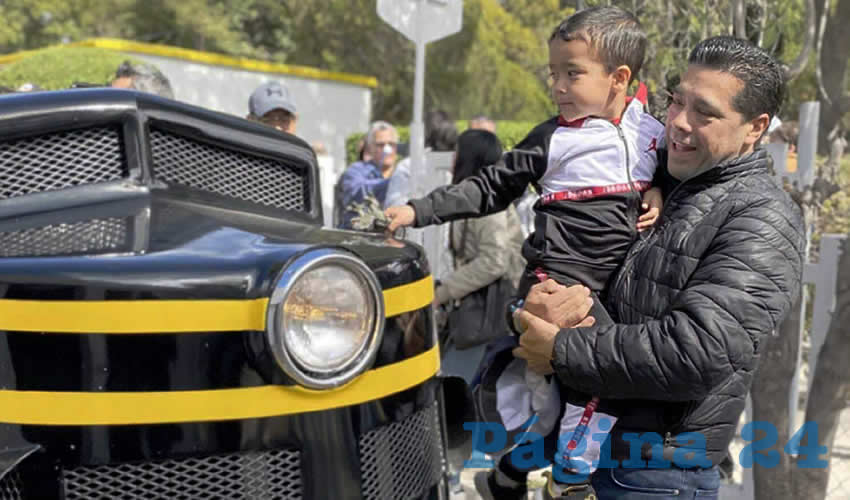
[557,116,586,128]
[556,82,647,128]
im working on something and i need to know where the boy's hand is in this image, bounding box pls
[637,187,663,232]
[384,205,416,233]
[512,309,559,375]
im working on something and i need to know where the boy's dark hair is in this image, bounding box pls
[550,7,647,82]
[688,36,785,121]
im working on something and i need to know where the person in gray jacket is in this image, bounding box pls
[436,129,525,382]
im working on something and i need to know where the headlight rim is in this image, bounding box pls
[266,248,385,390]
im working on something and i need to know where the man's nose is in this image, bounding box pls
[668,106,691,134]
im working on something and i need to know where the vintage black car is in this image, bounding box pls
[0,89,447,499]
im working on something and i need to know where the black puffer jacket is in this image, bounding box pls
[552,149,805,465]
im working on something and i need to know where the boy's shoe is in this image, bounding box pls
[542,471,597,500]
[718,452,735,483]
[473,469,528,500]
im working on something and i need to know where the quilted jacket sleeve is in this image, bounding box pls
[551,196,805,401]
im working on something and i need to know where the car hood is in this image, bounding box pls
[0,192,429,300]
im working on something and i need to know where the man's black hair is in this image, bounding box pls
[688,36,785,121]
[550,6,647,82]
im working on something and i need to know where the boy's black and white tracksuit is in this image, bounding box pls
[408,87,666,476]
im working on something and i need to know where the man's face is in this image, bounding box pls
[548,38,617,122]
[259,109,296,134]
[666,65,768,180]
[367,129,397,171]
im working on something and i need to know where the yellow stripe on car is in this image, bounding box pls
[0,345,440,425]
[0,275,433,333]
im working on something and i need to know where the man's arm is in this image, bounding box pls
[339,164,390,209]
[551,198,805,401]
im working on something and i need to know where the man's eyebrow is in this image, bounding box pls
[672,86,724,116]
[692,96,724,116]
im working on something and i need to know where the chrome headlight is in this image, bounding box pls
[266,249,385,389]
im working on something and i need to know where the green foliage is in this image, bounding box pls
[0,47,141,89]
[0,0,844,130]
[345,121,537,165]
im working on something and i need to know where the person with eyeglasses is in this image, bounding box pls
[247,81,298,135]
[334,121,399,229]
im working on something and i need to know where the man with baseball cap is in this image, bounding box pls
[247,81,297,134]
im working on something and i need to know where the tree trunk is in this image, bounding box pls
[784,0,817,81]
[751,292,803,500]
[818,0,850,150]
[793,237,850,500]
[733,0,747,38]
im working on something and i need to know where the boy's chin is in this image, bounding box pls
[560,112,589,123]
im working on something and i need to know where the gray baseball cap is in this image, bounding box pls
[249,81,297,117]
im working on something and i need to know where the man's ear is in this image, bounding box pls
[746,113,771,146]
[612,65,632,92]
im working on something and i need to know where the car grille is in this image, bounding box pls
[0,127,124,200]
[359,404,443,500]
[0,217,128,258]
[149,129,308,212]
[0,470,23,500]
[62,449,302,500]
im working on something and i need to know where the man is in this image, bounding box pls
[334,121,399,229]
[384,110,458,208]
[511,36,805,498]
[111,60,174,99]
[247,81,297,134]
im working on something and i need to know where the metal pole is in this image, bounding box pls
[409,38,426,184]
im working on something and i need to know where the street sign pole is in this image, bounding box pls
[377,0,462,187]
[409,38,426,183]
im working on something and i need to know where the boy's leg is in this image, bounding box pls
[555,296,617,479]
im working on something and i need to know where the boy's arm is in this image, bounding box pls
[407,147,545,227]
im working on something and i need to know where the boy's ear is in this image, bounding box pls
[612,65,632,91]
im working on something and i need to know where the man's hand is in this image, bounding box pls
[637,187,663,232]
[384,205,416,233]
[524,280,595,329]
[512,309,560,375]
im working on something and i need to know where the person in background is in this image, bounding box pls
[438,129,525,496]
[246,81,298,135]
[437,129,525,381]
[334,121,399,229]
[384,110,458,208]
[468,114,497,133]
[111,60,174,99]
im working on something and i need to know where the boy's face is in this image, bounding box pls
[548,37,617,122]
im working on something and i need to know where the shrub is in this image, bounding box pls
[0,47,143,90]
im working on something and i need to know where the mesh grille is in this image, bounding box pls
[0,127,124,200]
[0,218,128,258]
[0,469,23,500]
[62,449,302,500]
[360,405,443,500]
[150,129,307,212]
